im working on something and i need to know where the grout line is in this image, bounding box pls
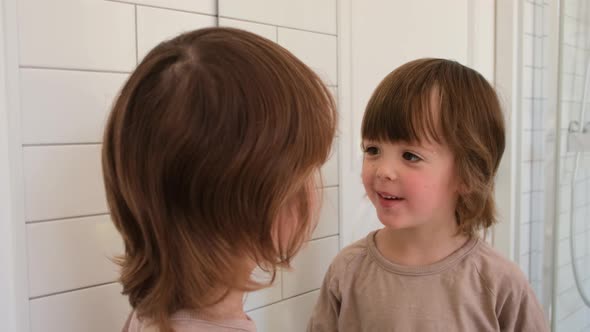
[310,234,339,243]
[105,0,217,17]
[26,212,110,225]
[29,281,117,300]
[19,66,130,75]
[246,288,320,312]
[218,16,336,37]
[23,142,101,147]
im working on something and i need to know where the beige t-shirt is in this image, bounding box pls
[127,310,257,332]
[308,230,549,332]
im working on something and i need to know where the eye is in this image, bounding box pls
[363,146,380,156]
[402,151,421,162]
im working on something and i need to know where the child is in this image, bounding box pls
[308,58,549,331]
[102,27,337,332]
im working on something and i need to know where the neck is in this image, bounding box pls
[375,218,469,266]
[196,289,248,321]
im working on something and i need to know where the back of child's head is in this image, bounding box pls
[361,58,505,236]
[101,27,337,329]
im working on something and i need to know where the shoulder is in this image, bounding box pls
[326,232,371,279]
[469,240,530,297]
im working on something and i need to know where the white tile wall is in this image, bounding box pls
[556,305,590,332]
[521,222,531,256]
[23,145,107,222]
[137,6,216,61]
[277,27,338,86]
[20,69,128,144]
[244,269,283,312]
[218,18,277,42]
[282,236,339,298]
[27,215,123,298]
[312,187,339,239]
[218,0,336,35]
[555,0,590,322]
[17,1,340,330]
[29,283,129,332]
[18,0,136,71]
[556,286,584,321]
[248,290,319,332]
[321,139,339,187]
[117,0,216,15]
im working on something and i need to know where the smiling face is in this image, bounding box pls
[361,138,460,232]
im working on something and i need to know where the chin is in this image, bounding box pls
[377,216,413,230]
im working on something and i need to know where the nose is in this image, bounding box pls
[375,161,397,181]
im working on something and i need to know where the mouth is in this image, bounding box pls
[377,192,404,201]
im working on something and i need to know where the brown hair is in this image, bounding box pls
[361,58,505,235]
[102,27,336,331]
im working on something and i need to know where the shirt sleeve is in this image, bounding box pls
[497,283,550,332]
[307,262,341,332]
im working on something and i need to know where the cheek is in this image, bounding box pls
[361,161,374,187]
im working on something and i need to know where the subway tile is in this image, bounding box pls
[312,187,339,239]
[23,145,107,221]
[277,28,337,86]
[219,0,336,35]
[560,185,572,214]
[574,233,585,260]
[533,3,544,37]
[532,131,544,161]
[521,191,532,223]
[532,37,544,70]
[18,0,135,71]
[556,305,590,332]
[523,2,534,35]
[529,249,543,281]
[563,0,581,18]
[532,101,544,130]
[573,206,586,234]
[563,74,579,102]
[522,98,533,130]
[519,253,531,278]
[520,222,531,256]
[556,286,584,321]
[558,238,572,267]
[523,67,534,98]
[522,131,533,161]
[521,162,532,193]
[562,16,579,46]
[29,283,130,332]
[126,0,216,15]
[574,49,587,74]
[559,211,571,241]
[20,68,127,144]
[320,139,339,187]
[574,181,585,208]
[531,162,544,191]
[248,290,319,332]
[531,191,544,221]
[557,262,575,294]
[562,45,577,75]
[282,236,338,298]
[137,6,216,61]
[219,18,277,42]
[573,76,585,102]
[533,67,543,97]
[244,268,282,311]
[27,215,123,298]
